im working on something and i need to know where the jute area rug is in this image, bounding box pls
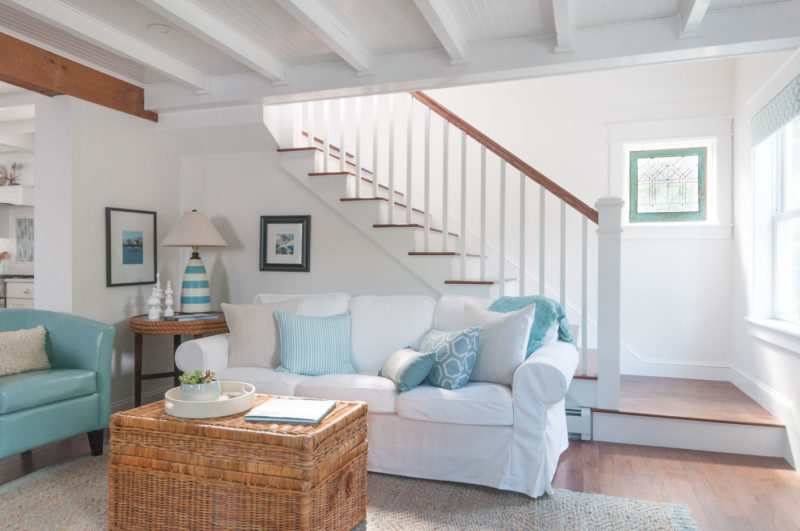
[0,452,698,530]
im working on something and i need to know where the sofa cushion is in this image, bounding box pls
[253,292,350,317]
[0,325,50,377]
[462,304,535,386]
[350,295,436,375]
[275,311,356,376]
[421,327,482,390]
[215,367,312,396]
[396,382,513,426]
[222,299,299,368]
[0,369,97,415]
[433,295,491,331]
[295,374,398,414]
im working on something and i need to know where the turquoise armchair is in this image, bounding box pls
[0,309,115,459]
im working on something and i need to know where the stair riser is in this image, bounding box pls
[400,255,482,282]
[593,412,787,458]
[442,279,519,299]
[567,378,597,408]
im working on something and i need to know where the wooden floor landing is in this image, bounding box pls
[594,375,785,428]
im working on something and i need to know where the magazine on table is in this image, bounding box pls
[244,397,336,424]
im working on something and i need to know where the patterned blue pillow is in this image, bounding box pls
[420,327,482,390]
[275,310,356,376]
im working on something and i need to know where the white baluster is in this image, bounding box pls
[323,100,330,172]
[581,215,588,376]
[539,186,545,296]
[480,146,487,282]
[355,98,362,199]
[499,160,506,297]
[388,95,395,224]
[424,106,431,251]
[339,99,346,172]
[305,101,314,148]
[519,172,526,296]
[460,131,467,279]
[372,95,379,197]
[442,120,449,252]
[560,200,566,307]
[406,97,414,224]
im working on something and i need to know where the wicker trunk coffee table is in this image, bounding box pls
[108,396,367,531]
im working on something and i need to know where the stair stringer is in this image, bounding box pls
[278,149,515,298]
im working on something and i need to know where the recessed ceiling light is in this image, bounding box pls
[147,23,171,34]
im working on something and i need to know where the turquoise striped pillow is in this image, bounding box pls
[275,310,356,376]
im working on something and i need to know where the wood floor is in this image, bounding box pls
[2,432,798,530]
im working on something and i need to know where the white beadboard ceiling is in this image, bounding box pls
[0,0,796,112]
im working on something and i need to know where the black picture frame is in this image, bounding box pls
[105,207,157,287]
[259,215,311,272]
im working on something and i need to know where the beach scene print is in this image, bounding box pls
[122,230,144,264]
[16,218,34,263]
[275,233,295,255]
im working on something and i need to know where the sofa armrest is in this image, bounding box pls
[175,334,231,373]
[512,341,578,407]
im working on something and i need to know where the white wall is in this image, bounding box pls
[35,96,182,407]
[424,60,738,375]
[730,50,800,465]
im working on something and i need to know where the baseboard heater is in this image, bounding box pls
[566,407,592,441]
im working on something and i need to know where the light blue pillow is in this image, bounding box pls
[420,327,482,390]
[275,310,356,376]
[488,296,574,358]
[379,348,435,392]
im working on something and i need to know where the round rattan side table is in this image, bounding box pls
[129,314,228,407]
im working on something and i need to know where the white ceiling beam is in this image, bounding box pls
[4,0,210,91]
[275,0,373,75]
[678,0,712,38]
[551,0,575,53]
[137,0,288,84]
[412,0,468,65]
[146,0,800,111]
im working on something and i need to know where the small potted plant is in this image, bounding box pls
[178,370,221,401]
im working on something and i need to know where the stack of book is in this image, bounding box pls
[244,397,336,425]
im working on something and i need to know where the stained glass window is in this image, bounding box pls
[629,147,707,223]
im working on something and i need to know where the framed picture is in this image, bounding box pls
[105,207,157,287]
[259,215,310,272]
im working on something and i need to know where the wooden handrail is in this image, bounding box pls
[410,91,598,224]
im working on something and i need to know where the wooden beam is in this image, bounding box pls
[275,0,373,74]
[413,0,468,64]
[138,0,288,83]
[5,0,209,91]
[0,33,158,122]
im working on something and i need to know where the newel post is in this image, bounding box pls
[595,197,623,410]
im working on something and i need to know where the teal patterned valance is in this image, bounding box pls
[752,71,800,145]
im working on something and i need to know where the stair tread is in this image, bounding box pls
[373,224,458,237]
[593,375,785,428]
[408,252,481,257]
[444,278,517,285]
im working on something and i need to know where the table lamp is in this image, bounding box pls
[161,210,227,313]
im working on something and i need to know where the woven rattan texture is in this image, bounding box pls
[129,314,229,336]
[108,398,368,530]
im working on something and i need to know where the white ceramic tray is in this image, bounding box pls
[164,381,256,419]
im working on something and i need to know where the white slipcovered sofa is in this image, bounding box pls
[175,292,578,498]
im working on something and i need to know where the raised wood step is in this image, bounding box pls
[596,375,784,428]
[373,223,458,237]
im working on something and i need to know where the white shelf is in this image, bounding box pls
[0,185,34,206]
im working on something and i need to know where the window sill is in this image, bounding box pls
[745,317,800,354]
[622,224,732,240]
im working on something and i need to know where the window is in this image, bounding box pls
[629,147,707,223]
[773,117,800,322]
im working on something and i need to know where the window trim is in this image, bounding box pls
[628,146,708,223]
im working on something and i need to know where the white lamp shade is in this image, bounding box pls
[162,210,227,247]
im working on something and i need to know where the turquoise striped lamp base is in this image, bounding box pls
[180,252,211,313]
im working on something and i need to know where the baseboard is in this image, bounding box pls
[619,341,731,380]
[111,386,172,413]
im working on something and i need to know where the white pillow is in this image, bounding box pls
[433,295,492,331]
[0,325,50,376]
[222,299,299,368]
[461,304,535,386]
[252,292,350,317]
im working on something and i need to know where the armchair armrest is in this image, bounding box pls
[175,334,231,373]
[512,341,578,407]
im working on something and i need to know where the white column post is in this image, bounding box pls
[595,197,623,411]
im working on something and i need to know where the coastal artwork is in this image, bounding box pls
[16,217,34,263]
[275,233,295,255]
[122,230,144,264]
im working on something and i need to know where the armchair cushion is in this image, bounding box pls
[0,369,96,414]
[0,325,50,376]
